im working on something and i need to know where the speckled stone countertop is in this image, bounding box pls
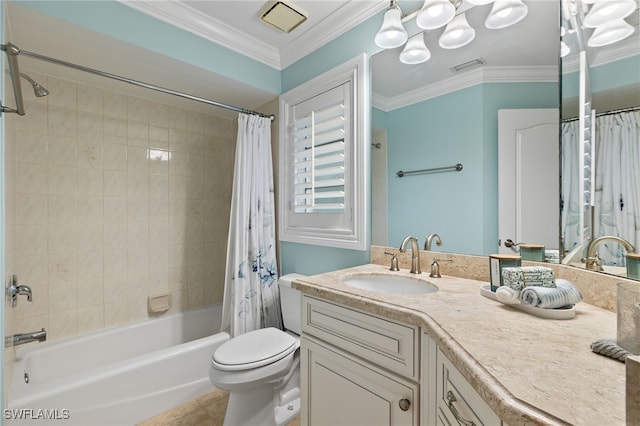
[293,263,626,426]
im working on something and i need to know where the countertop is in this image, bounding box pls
[293,263,626,426]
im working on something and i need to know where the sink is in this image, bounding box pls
[343,274,438,295]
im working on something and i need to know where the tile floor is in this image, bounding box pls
[137,389,301,426]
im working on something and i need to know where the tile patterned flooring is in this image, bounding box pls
[137,389,301,426]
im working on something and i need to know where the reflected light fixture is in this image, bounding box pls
[583,0,636,28]
[400,33,432,64]
[485,0,529,29]
[439,12,476,49]
[416,0,457,30]
[375,0,408,49]
[588,18,635,46]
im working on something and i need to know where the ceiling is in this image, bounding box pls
[3,1,638,118]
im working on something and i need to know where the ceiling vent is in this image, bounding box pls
[258,1,308,33]
[449,58,486,73]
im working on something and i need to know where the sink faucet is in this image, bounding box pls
[584,236,636,271]
[424,233,442,251]
[400,236,421,274]
[6,328,46,347]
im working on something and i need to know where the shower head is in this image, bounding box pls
[19,73,49,97]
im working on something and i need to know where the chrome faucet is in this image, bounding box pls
[400,236,421,274]
[6,275,33,308]
[583,236,636,271]
[6,328,46,347]
[424,233,442,251]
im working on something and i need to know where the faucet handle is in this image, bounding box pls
[384,251,400,272]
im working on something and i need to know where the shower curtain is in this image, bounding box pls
[221,113,282,337]
[562,110,640,266]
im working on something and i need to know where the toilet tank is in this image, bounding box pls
[278,273,306,335]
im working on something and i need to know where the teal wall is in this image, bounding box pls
[562,54,640,99]
[380,82,558,256]
[12,0,281,95]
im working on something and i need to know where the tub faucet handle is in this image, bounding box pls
[6,275,33,307]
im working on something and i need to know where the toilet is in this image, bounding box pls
[209,273,306,426]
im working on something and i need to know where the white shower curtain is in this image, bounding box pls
[221,113,282,337]
[593,111,640,265]
[561,119,582,255]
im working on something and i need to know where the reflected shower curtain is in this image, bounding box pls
[221,113,282,337]
[561,120,581,256]
[593,111,640,265]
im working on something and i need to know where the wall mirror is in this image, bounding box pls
[371,0,639,281]
[559,0,640,280]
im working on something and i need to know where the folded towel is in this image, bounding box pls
[495,286,521,304]
[591,338,630,362]
[501,266,556,291]
[520,279,582,309]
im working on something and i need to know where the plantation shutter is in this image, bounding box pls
[289,82,352,230]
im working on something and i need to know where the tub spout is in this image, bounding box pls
[7,328,47,347]
[583,236,636,271]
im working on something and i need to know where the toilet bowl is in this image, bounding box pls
[210,273,306,426]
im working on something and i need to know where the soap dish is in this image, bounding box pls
[480,284,575,320]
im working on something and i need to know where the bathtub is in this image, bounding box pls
[7,304,230,426]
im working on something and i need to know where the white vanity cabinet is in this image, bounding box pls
[300,295,420,425]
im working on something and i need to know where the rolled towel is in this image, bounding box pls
[501,266,556,291]
[520,279,583,309]
[495,286,521,305]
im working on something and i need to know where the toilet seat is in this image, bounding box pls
[212,327,298,372]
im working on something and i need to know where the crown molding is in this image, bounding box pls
[373,66,558,112]
[279,1,386,69]
[121,0,282,68]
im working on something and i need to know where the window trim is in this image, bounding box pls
[279,54,369,250]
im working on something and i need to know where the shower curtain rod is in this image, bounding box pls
[561,105,640,122]
[1,42,275,121]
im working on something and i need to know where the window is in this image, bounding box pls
[279,54,368,250]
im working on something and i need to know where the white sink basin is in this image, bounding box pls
[343,274,438,295]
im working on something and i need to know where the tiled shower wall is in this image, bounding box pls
[4,71,240,343]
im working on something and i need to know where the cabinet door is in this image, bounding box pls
[302,336,418,426]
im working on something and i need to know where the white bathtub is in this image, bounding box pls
[7,304,230,426]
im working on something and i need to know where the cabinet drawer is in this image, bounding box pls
[302,295,418,379]
[436,348,501,426]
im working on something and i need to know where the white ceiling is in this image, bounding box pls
[3,1,638,118]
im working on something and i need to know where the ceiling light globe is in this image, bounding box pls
[399,33,431,64]
[587,18,635,46]
[439,13,476,49]
[485,0,528,29]
[583,0,636,28]
[416,0,456,30]
[375,7,408,49]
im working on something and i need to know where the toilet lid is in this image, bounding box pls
[213,327,297,371]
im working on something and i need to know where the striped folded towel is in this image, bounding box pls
[501,266,556,291]
[520,279,583,309]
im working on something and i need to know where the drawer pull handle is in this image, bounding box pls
[446,391,475,426]
[399,398,411,411]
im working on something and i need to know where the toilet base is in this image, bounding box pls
[222,385,300,426]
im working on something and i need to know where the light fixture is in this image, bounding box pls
[466,0,494,4]
[439,12,476,49]
[416,0,456,30]
[485,0,529,29]
[588,18,635,46]
[258,0,308,33]
[583,0,636,28]
[375,0,408,49]
[400,33,432,64]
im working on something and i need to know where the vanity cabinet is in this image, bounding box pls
[300,295,420,425]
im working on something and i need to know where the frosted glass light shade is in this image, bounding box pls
[416,0,456,30]
[375,6,408,49]
[485,0,528,29]
[439,13,476,49]
[560,40,571,57]
[588,19,635,46]
[583,0,636,28]
[400,33,432,64]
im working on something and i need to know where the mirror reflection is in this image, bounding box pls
[371,0,639,281]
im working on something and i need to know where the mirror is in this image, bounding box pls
[371,0,639,280]
[559,0,640,279]
[370,0,559,256]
